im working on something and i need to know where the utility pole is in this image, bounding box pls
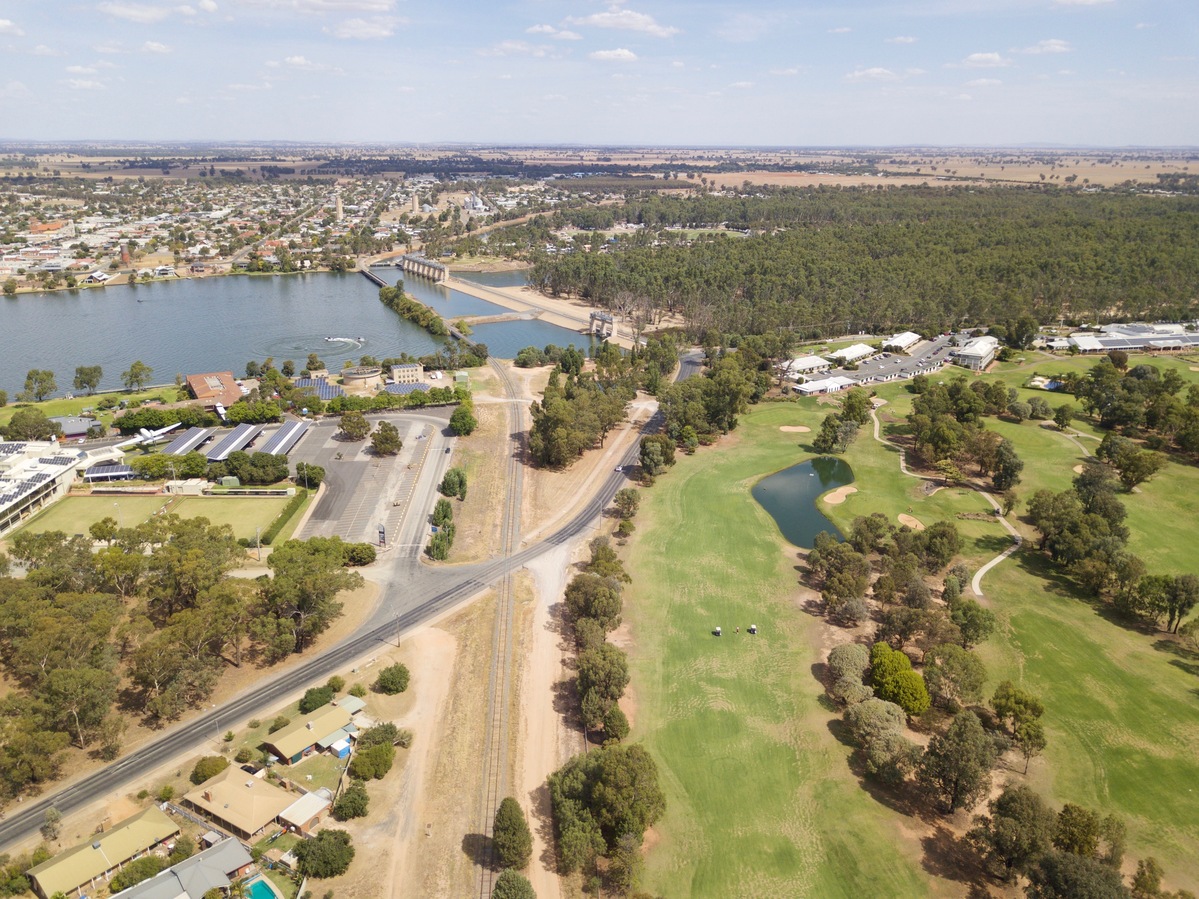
[256,527,262,561]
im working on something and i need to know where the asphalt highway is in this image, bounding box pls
[0,351,702,850]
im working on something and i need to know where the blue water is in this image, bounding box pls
[454,269,530,289]
[244,877,277,899]
[751,457,854,547]
[0,269,583,395]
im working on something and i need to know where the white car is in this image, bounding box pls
[614,465,623,472]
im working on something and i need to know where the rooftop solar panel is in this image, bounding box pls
[384,383,428,396]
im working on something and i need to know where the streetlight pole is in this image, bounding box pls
[112,501,122,530]
[255,527,261,562]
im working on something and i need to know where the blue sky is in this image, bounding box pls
[0,0,1195,145]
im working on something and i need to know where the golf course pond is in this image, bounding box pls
[752,456,855,547]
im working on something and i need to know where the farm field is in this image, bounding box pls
[10,493,290,542]
[624,362,1199,894]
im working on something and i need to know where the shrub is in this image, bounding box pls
[190,756,230,785]
[235,747,254,764]
[156,784,175,802]
[375,663,410,695]
[492,797,533,869]
[260,488,308,546]
[248,718,261,729]
[332,781,370,821]
[844,698,906,747]
[349,683,367,698]
[356,723,399,749]
[875,668,932,717]
[831,677,874,706]
[342,542,376,566]
[348,742,395,780]
[108,857,164,892]
[294,829,355,879]
[491,870,535,899]
[223,730,235,742]
[300,686,334,714]
[326,675,346,693]
[268,715,291,734]
[602,706,630,742]
[395,728,414,749]
[827,643,871,682]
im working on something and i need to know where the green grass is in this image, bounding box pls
[10,494,289,543]
[625,402,942,898]
[14,495,170,537]
[0,387,179,428]
[289,752,346,792]
[625,381,1199,894]
[172,496,291,541]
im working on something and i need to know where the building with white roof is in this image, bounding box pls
[0,442,83,539]
[828,343,876,364]
[883,331,922,352]
[783,355,832,380]
[795,376,857,396]
[951,335,999,371]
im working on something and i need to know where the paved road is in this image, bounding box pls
[0,354,700,850]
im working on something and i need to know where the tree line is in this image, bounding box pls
[526,186,1199,341]
[549,535,665,895]
[0,523,367,803]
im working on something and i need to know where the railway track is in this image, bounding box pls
[477,359,525,898]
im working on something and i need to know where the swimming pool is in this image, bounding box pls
[244,877,279,899]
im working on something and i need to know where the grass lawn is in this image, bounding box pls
[171,495,291,541]
[0,387,179,429]
[624,378,1199,895]
[7,494,290,543]
[289,752,346,792]
[13,494,169,538]
[624,402,945,898]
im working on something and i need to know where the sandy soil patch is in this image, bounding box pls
[822,485,858,505]
[898,514,925,531]
[779,425,811,433]
[1073,464,1086,474]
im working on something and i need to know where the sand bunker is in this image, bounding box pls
[822,485,858,505]
[779,425,811,433]
[898,514,925,530]
[1190,366,1199,372]
[1073,464,1085,474]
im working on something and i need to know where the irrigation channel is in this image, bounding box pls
[477,358,525,898]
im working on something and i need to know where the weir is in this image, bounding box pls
[399,253,449,283]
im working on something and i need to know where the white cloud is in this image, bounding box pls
[239,0,394,10]
[481,40,551,58]
[967,77,1002,86]
[0,81,29,100]
[0,18,24,36]
[730,80,754,89]
[828,27,851,34]
[327,16,402,38]
[955,93,972,101]
[1015,39,1071,54]
[589,48,638,61]
[93,42,126,54]
[176,5,197,16]
[954,52,1011,68]
[199,0,218,10]
[142,41,172,54]
[566,7,678,39]
[886,36,917,44]
[1135,22,1154,29]
[63,78,106,90]
[226,81,272,91]
[526,24,581,40]
[671,60,684,68]
[33,45,63,56]
[845,67,899,83]
[66,65,99,74]
[770,67,800,76]
[275,54,344,73]
[713,13,779,43]
[97,2,170,23]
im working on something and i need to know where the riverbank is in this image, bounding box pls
[444,276,637,350]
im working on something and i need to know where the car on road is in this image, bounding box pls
[614,465,623,472]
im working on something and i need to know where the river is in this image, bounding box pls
[0,269,581,396]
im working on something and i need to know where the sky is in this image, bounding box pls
[0,0,1196,146]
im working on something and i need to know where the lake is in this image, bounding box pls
[751,457,855,547]
[0,270,582,396]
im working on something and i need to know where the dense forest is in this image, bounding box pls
[526,187,1199,339]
